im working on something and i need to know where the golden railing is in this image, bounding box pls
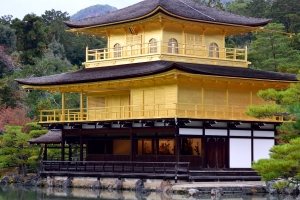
[86,41,247,62]
[39,103,284,123]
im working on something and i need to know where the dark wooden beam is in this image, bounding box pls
[44,144,47,161]
[69,144,72,161]
[62,127,176,135]
[61,135,65,161]
[80,135,84,161]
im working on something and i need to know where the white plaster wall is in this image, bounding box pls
[179,128,202,135]
[230,138,251,168]
[253,139,274,161]
[205,129,227,136]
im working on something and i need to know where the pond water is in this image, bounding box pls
[0,185,298,200]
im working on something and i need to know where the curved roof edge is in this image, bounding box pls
[64,0,271,29]
[15,61,298,87]
[28,130,62,144]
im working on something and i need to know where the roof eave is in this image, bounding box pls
[64,6,271,30]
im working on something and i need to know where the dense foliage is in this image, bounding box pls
[252,137,300,189]
[0,123,47,175]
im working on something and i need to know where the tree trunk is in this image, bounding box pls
[38,145,44,160]
[18,164,27,176]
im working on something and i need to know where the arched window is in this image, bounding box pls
[149,38,157,53]
[114,43,122,58]
[168,38,178,54]
[209,42,219,58]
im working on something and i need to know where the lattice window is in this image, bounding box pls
[126,35,142,56]
[209,42,219,58]
[149,38,157,53]
[186,34,203,56]
[114,43,122,58]
[168,38,178,54]
[186,34,203,44]
[126,35,142,45]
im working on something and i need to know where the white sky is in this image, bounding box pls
[0,0,142,20]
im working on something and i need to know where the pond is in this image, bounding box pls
[0,185,298,200]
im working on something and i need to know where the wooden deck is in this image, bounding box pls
[39,161,262,182]
[40,161,190,181]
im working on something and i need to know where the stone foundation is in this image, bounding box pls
[42,176,176,192]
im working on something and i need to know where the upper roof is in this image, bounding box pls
[64,0,271,28]
[28,130,62,144]
[15,61,297,86]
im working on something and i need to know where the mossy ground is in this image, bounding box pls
[0,167,18,179]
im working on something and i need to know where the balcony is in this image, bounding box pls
[39,103,284,124]
[85,41,249,68]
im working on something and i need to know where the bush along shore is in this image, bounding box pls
[2,174,300,197]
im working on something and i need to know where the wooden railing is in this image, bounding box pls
[86,41,247,62]
[39,103,285,123]
[41,161,190,179]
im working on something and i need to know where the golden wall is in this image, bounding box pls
[83,73,284,121]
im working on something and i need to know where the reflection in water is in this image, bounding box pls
[0,185,299,200]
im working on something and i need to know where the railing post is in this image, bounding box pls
[61,92,65,121]
[234,48,237,60]
[245,45,248,61]
[40,111,43,122]
[86,46,88,62]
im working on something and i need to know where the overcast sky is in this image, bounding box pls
[0,0,142,20]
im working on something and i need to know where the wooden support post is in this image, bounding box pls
[86,46,88,61]
[130,128,133,162]
[61,136,65,161]
[175,126,180,163]
[43,144,48,161]
[80,135,84,161]
[69,144,72,161]
[175,126,179,183]
[61,92,65,121]
[80,92,84,120]
[245,45,248,61]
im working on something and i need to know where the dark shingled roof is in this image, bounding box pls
[28,130,62,144]
[15,61,297,86]
[64,0,271,28]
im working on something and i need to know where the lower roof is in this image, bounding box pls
[28,130,62,144]
[15,61,297,86]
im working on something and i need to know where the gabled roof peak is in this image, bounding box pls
[64,0,271,28]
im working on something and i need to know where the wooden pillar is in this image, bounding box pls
[130,128,133,162]
[175,126,180,183]
[80,92,84,120]
[43,144,48,161]
[61,136,65,161]
[251,124,254,163]
[175,126,180,163]
[68,144,72,161]
[61,92,66,121]
[80,135,84,161]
